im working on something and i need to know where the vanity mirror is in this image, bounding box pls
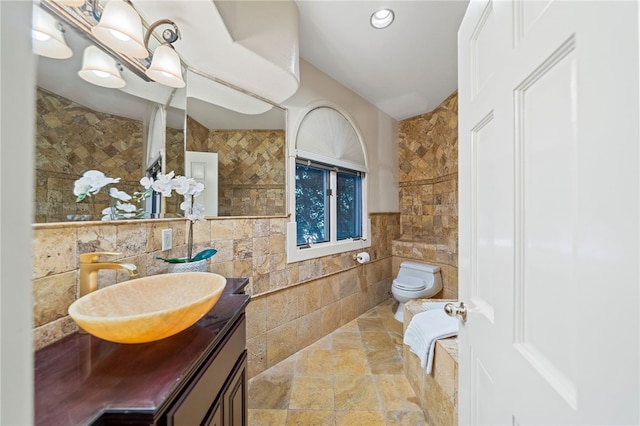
[33,1,287,223]
[33,1,181,223]
[185,69,287,217]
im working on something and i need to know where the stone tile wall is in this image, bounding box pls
[165,127,186,217]
[35,88,144,223]
[186,116,286,216]
[395,91,458,299]
[32,213,398,380]
[246,212,400,378]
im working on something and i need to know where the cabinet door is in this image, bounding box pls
[167,317,246,426]
[223,352,247,426]
[203,402,222,426]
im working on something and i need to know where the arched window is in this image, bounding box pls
[287,106,370,262]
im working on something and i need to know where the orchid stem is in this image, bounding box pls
[187,195,194,261]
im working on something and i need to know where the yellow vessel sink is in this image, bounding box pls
[68,272,226,344]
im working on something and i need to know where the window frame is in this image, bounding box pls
[287,104,371,263]
[294,159,364,247]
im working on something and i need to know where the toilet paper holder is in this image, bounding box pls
[353,252,370,264]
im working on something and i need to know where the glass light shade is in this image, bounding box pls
[32,7,73,59]
[370,9,394,29]
[91,0,148,58]
[145,44,185,88]
[78,46,126,88]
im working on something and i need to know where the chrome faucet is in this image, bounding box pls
[79,252,138,298]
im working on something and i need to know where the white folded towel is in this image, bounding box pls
[403,309,459,374]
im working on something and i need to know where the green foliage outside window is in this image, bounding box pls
[295,162,363,246]
[337,172,361,240]
[295,164,328,245]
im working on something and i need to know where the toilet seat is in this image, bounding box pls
[393,277,426,291]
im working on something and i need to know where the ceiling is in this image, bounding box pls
[294,1,469,120]
[37,1,469,124]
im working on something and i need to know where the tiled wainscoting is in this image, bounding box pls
[245,258,393,378]
[32,213,399,360]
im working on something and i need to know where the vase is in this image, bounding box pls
[167,258,208,273]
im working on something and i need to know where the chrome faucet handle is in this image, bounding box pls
[79,252,122,263]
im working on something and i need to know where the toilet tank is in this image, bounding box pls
[395,261,443,294]
[398,261,440,276]
[397,261,441,287]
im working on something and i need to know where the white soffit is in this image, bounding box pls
[186,69,273,115]
[134,0,300,104]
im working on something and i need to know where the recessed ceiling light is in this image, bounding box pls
[370,9,394,29]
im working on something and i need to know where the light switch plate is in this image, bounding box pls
[162,229,172,251]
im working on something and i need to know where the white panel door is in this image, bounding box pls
[185,151,218,217]
[458,1,639,424]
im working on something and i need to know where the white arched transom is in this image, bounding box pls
[295,106,367,172]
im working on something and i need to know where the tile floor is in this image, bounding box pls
[247,299,429,425]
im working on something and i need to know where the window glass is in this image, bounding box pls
[295,163,329,245]
[337,171,362,240]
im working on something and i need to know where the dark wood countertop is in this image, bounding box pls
[35,277,250,426]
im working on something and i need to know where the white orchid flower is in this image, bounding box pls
[100,206,117,221]
[82,170,120,194]
[180,196,205,222]
[75,169,207,224]
[192,201,205,217]
[109,188,132,202]
[101,207,115,221]
[73,170,120,201]
[179,198,191,212]
[149,171,175,196]
[190,181,205,196]
[172,176,192,195]
[140,176,154,190]
[156,171,175,184]
[172,176,204,197]
[73,180,91,198]
[116,201,137,213]
[151,180,173,197]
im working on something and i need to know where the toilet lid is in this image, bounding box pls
[393,277,426,291]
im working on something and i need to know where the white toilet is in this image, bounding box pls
[392,261,443,321]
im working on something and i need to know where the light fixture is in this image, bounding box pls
[43,0,185,88]
[32,6,73,59]
[370,8,395,29]
[146,44,185,88]
[91,1,185,88]
[78,45,126,88]
[91,0,148,58]
[142,19,185,88]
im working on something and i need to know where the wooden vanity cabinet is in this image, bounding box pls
[35,278,250,426]
[201,352,247,426]
[166,315,247,426]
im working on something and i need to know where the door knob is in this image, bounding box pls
[444,301,467,322]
